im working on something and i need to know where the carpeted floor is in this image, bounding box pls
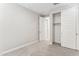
[3,40,79,56]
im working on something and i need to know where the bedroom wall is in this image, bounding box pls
[0,3,39,53]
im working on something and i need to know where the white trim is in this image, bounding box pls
[0,40,39,56]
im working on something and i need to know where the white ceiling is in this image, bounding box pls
[19,3,78,16]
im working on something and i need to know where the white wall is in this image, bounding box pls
[0,3,39,53]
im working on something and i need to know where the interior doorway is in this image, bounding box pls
[39,16,50,44]
[53,12,61,45]
[39,17,45,41]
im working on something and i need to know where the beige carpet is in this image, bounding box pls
[3,40,79,56]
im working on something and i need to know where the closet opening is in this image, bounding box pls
[53,12,61,46]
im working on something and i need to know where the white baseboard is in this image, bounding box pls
[0,40,39,56]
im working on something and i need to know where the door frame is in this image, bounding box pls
[52,12,61,44]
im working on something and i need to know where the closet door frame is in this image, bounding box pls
[52,12,61,44]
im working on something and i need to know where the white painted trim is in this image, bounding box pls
[0,40,39,56]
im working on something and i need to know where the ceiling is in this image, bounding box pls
[19,3,78,16]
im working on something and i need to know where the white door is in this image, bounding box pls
[76,7,79,50]
[44,19,48,40]
[39,17,45,41]
[61,7,76,49]
[39,17,49,42]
